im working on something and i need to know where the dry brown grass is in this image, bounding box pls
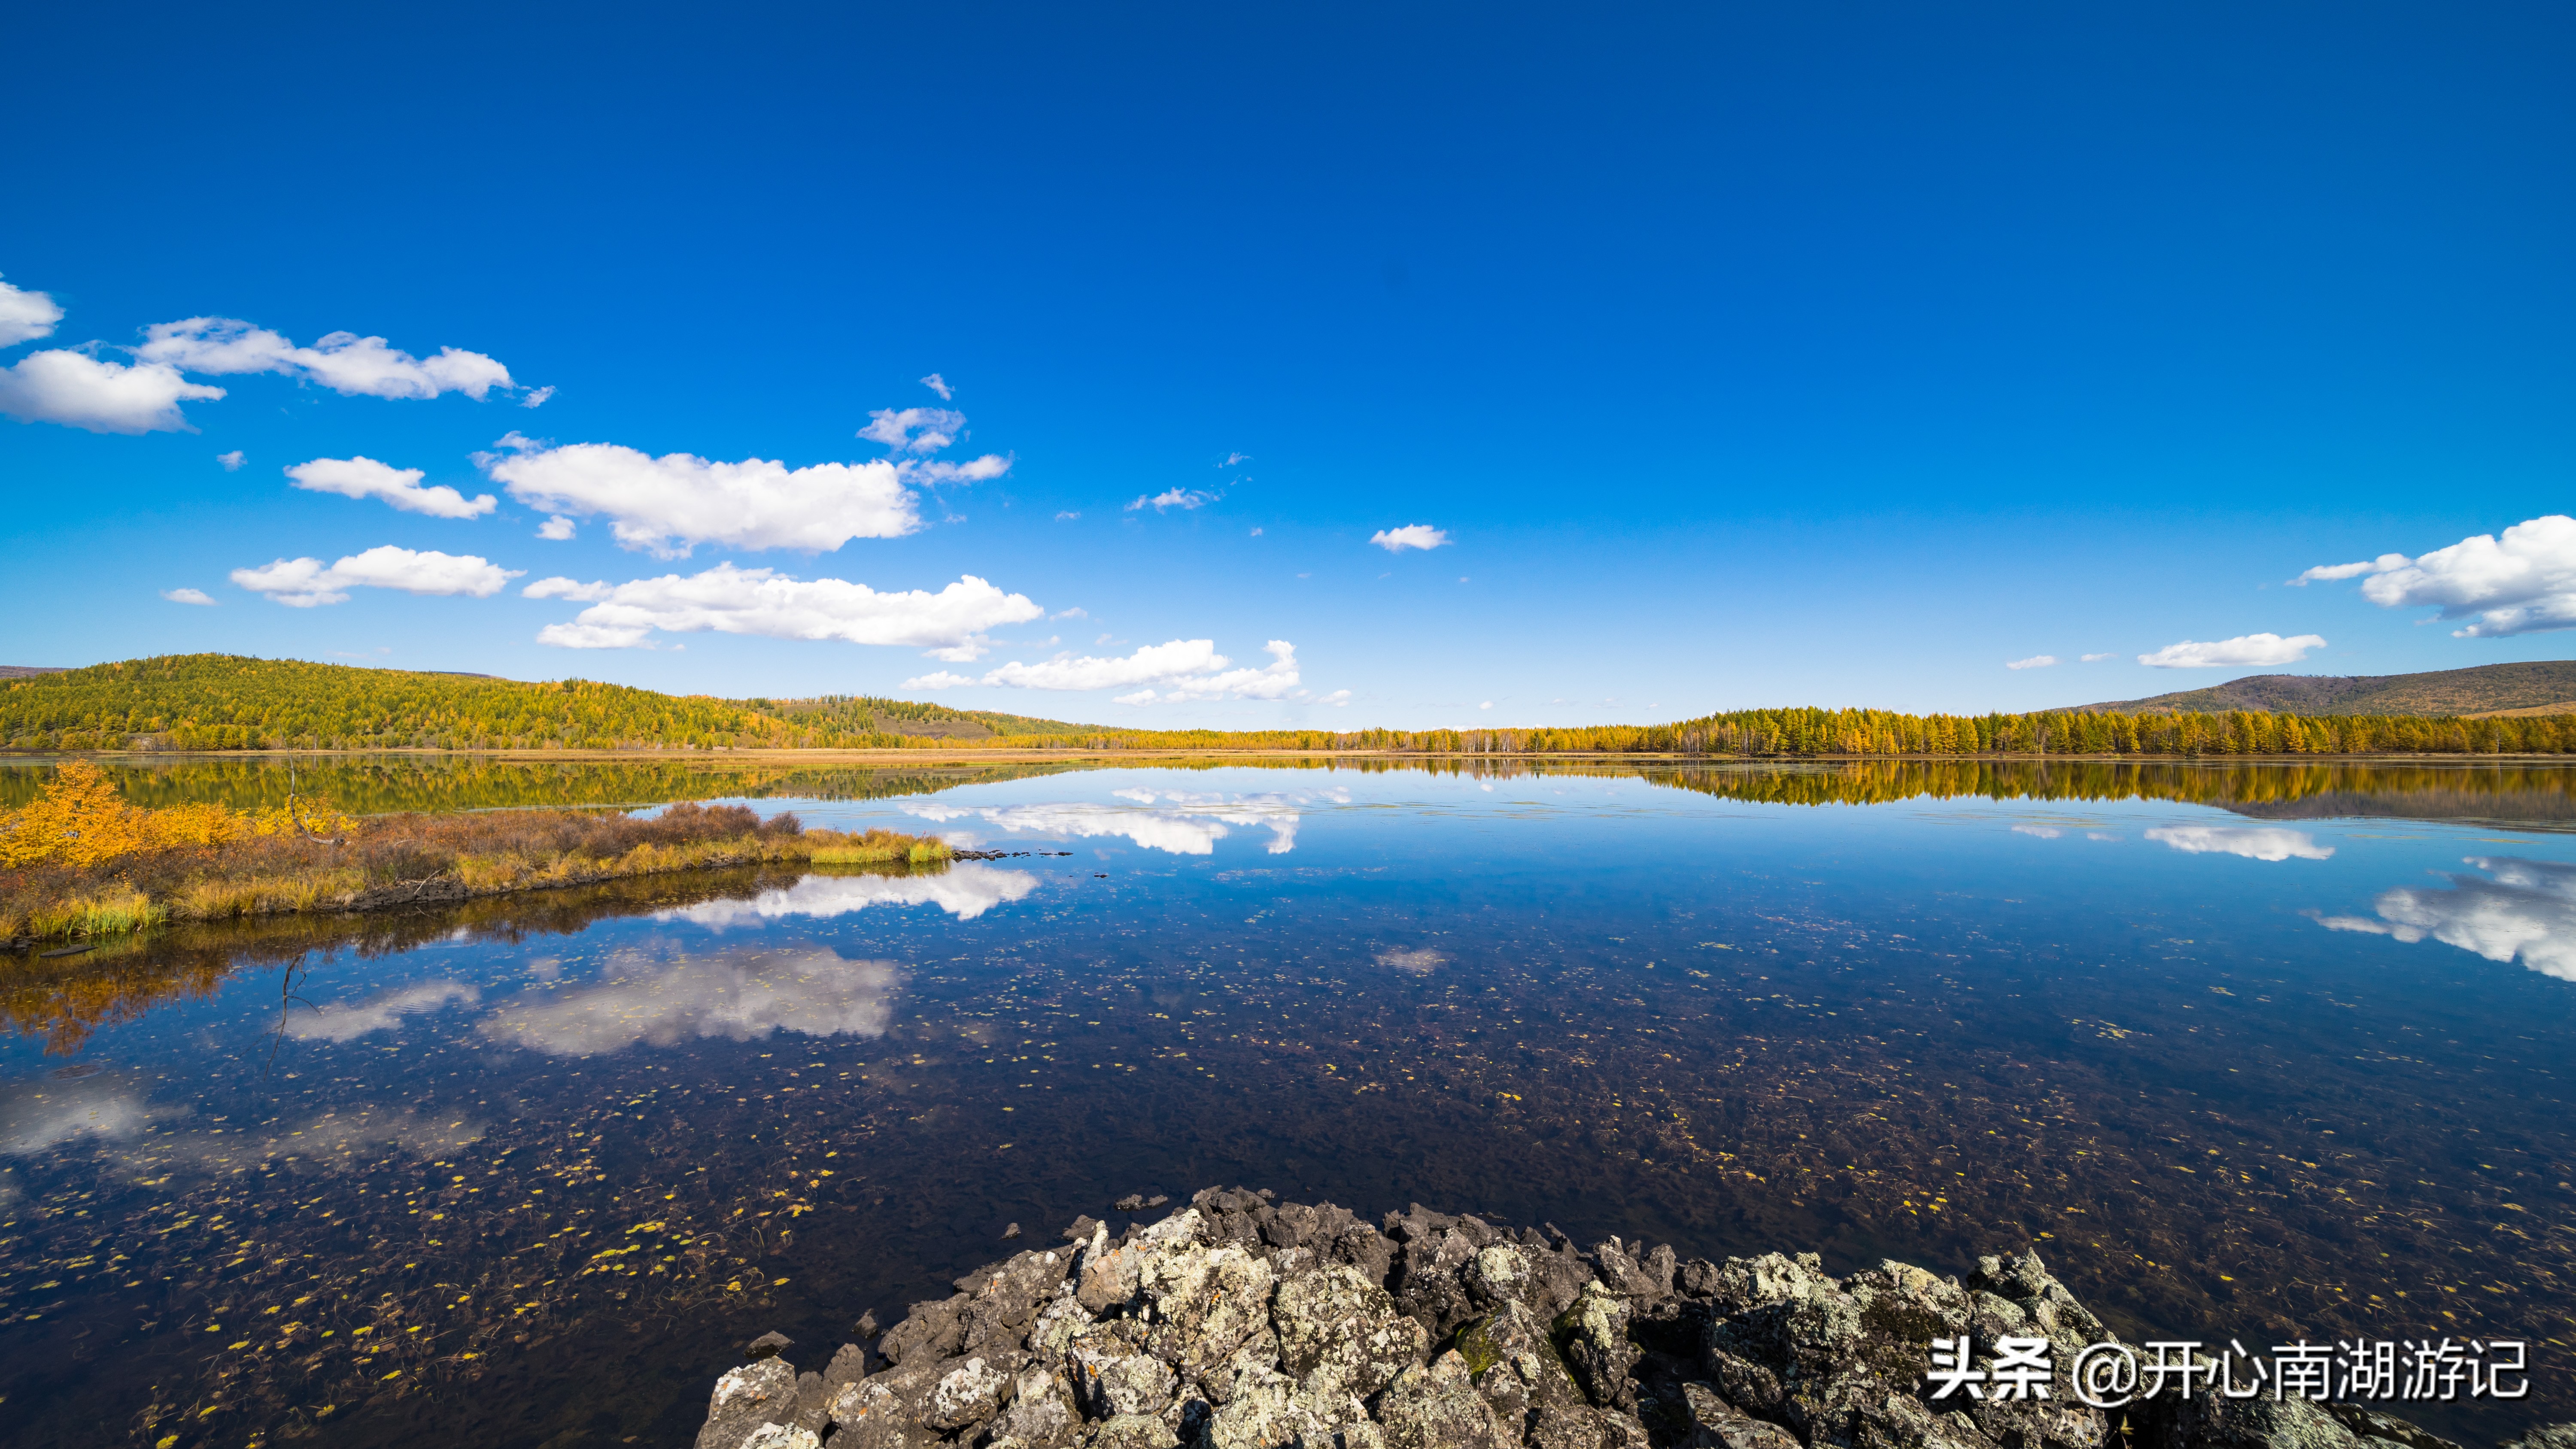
[0,800,943,942]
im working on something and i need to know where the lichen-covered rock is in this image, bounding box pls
[1377,1351,1519,1449]
[1677,1383,1801,1449]
[698,1357,803,1449]
[986,1365,1084,1449]
[1456,1298,1584,1434]
[694,1185,2458,1449]
[1140,1243,1277,1375]
[1083,1413,1184,1449]
[1273,1264,1429,1402]
[921,1352,1019,1431]
[1069,1318,1179,1419]
[1550,1281,1640,1415]
[2503,1427,2576,1449]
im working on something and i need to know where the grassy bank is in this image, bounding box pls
[0,761,945,944]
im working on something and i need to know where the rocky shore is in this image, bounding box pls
[696,1188,2535,1449]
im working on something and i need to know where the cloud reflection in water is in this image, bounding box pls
[2316,856,2576,981]
[0,1073,169,1156]
[908,788,1330,855]
[476,948,901,1055]
[656,862,1036,928]
[2145,825,2334,861]
[287,980,481,1041]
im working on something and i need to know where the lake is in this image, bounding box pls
[1,758,2570,1449]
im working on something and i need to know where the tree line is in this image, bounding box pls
[9,656,2576,758]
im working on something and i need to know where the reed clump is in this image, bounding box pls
[0,764,946,942]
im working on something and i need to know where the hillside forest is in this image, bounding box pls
[9,654,2576,758]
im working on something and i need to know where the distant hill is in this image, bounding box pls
[0,666,67,679]
[2070,661,2576,717]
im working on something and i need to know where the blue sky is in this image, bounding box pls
[5,2,2573,728]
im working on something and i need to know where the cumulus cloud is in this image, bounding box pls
[0,275,63,347]
[137,317,515,400]
[860,406,967,453]
[527,562,1040,652]
[232,546,523,607]
[216,449,245,470]
[2144,825,2333,861]
[286,455,497,519]
[0,350,225,433]
[2297,515,2576,638]
[2080,652,2115,662]
[476,949,903,1055]
[2006,655,2059,670]
[479,431,1006,557]
[162,587,216,606]
[1371,524,1451,552]
[288,980,480,1042]
[520,385,555,409]
[972,638,1306,703]
[921,373,953,400]
[2136,633,2326,669]
[1321,688,1352,706]
[2313,856,2576,981]
[902,670,980,689]
[536,515,576,540]
[1127,488,1215,512]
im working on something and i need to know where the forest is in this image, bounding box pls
[9,654,2576,758]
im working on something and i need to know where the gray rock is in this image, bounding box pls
[826,1357,944,1449]
[1395,1228,1485,1339]
[1455,1298,1583,1435]
[825,1342,872,1389]
[1376,1351,1517,1449]
[1070,1323,1180,1419]
[1139,1243,1276,1375]
[792,1370,831,1433]
[747,1331,795,1363]
[880,1293,969,1366]
[2504,1428,2576,1449]
[698,1358,802,1449]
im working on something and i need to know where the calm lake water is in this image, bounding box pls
[2,758,2571,1449]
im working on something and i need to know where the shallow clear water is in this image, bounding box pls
[2,761,2572,1449]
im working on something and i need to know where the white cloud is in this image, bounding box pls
[910,791,1319,856]
[2005,655,2059,670]
[1479,700,1494,710]
[1252,527,1264,537]
[1371,524,1451,552]
[232,546,523,607]
[216,449,245,470]
[2313,856,2576,981]
[1055,511,1081,521]
[902,670,980,689]
[984,638,1225,691]
[537,514,576,540]
[2297,515,2576,638]
[0,275,63,347]
[1222,452,1251,467]
[921,373,953,400]
[288,980,480,1042]
[659,868,1036,928]
[520,385,555,409]
[980,638,1306,703]
[0,350,225,433]
[1052,606,1089,620]
[522,576,616,602]
[528,562,1041,652]
[2136,633,2326,669]
[2080,652,2115,662]
[161,587,216,606]
[2143,825,2333,862]
[1127,488,1215,512]
[859,406,966,453]
[476,949,904,1055]
[479,431,1007,557]
[137,317,515,400]
[2012,825,2064,839]
[286,455,497,520]
[1321,689,1352,706]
